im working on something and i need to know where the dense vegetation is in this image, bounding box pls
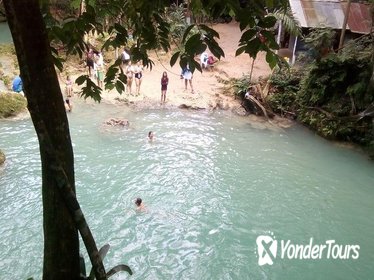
[228,26,374,156]
[268,30,374,156]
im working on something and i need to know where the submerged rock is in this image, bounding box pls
[104,118,130,127]
[0,149,5,165]
[178,104,205,110]
[232,105,247,116]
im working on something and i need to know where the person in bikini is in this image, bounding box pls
[134,61,143,96]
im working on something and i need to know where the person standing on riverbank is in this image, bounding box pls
[12,75,23,93]
[126,61,134,95]
[134,61,143,96]
[86,48,95,77]
[95,52,105,89]
[161,71,169,104]
[121,48,130,67]
[181,66,194,94]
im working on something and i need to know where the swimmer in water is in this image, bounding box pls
[135,197,145,211]
[148,131,154,142]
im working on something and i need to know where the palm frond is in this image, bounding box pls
[269,7,302,37]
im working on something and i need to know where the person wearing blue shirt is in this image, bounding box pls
[12,75,23,93]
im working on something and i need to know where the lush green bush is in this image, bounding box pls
[164,4,188,41]
[0,92,27,118]
[296,52,373,142]
[298,54,372,110]
[267,67,304,115]
[266,33,374,149]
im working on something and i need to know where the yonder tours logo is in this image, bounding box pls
[256,234,360,266]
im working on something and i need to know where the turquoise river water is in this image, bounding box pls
[0,22,12,44]
[0,101,373,279]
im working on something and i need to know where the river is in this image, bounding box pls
[0,22,12,44]
[0,101,373,279]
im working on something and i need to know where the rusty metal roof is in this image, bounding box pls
[289,0,372,34]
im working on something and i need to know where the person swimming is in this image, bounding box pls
[148,131,154,142]
[135,197,145,211]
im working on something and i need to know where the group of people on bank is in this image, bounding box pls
[10,46,217,113]
[85,47,216,104]
[120,49,144,97]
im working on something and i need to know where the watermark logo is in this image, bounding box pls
[256,233,277,266]
[255,234,360,266]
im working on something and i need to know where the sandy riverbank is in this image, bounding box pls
[1,22,295,129]
[61,22,273,112]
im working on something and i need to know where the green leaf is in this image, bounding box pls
[261,30,279,50]
[81,79,101,102]
[105,83,115,91]
[185,33,202,55]
[205,37,224,59]
[266,51,277,69]
[199,24,220,39]
[235,46,246,57]
[191,59,202,73]
[170,51,180,67]
[245,38,261,58]
[182,24,196,43]
[258,16,277,28]
[239,29,257,43]
[118,73,127,84]
[115,80,125,93]
[75,75,87,86]
[208,43,224,59]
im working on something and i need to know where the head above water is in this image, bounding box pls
[135,198,142,206]
[148,131,154,139]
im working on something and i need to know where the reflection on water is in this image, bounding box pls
[0,102,373,279]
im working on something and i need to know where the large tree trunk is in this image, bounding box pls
[3,1,80,279]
